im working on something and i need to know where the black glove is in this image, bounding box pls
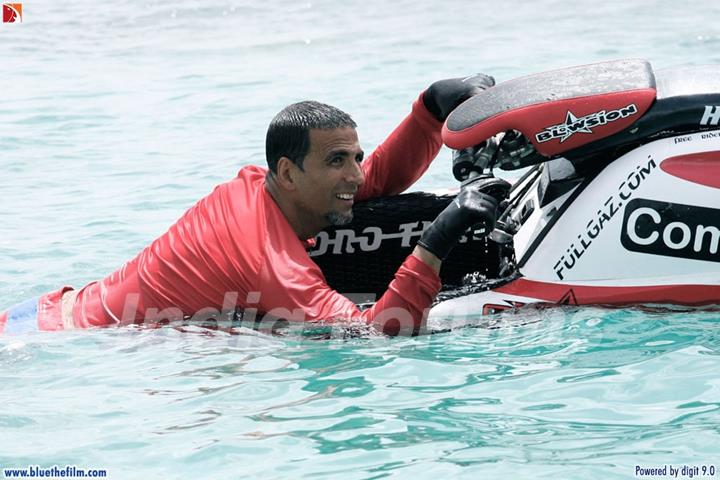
[423,73,496,122]
[418,176,511,260]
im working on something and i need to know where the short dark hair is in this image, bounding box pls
[265,101,357,173]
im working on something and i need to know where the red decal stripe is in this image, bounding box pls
[660,151,720,189]
[495,278,720,306]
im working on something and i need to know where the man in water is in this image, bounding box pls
[0,75,509,336]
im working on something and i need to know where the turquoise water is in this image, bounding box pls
[2,0,720,478]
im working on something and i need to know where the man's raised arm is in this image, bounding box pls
[358,74,496,200]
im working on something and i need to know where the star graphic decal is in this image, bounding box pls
[558,111,594,142]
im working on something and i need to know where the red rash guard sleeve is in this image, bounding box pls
[357,92,443,200]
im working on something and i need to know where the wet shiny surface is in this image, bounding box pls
[2,1,720,477]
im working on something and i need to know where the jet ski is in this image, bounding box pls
[310,59,720,318]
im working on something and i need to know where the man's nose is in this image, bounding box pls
[347,159,365,186]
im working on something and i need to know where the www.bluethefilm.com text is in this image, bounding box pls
[3,465,108,478]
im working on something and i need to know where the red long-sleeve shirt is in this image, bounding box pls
[34,95,443,333]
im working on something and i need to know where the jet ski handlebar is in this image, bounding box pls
[451,129,546,181]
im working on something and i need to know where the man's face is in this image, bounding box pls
[293,127,365,233]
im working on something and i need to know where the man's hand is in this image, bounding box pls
[417,176,511,260]
[423,73,495,122]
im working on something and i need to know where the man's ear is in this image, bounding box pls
[275,156,299,191]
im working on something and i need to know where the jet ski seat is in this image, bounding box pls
[444,59,720,170]
[443,59,658,157]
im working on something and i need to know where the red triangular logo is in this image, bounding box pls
[559,289,578,305]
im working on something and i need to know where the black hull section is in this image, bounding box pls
[309,192,512,298]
